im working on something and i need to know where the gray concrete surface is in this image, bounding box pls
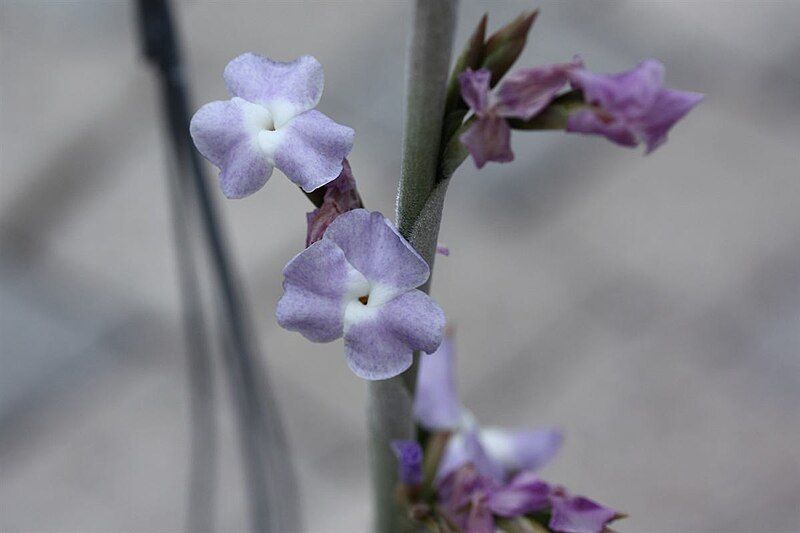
[1,1,799,532]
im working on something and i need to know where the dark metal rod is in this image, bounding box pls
[163,140,218,532]
[137,1,298,531]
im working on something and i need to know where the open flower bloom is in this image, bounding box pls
[277,209,445,380]
[414,335,563,481]
[567,59,703,153]
[459,60,582,168]
[190,53,354,198]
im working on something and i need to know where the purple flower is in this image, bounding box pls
[413,335,563,481]
[438,463,620,532]
[391,440,423,486]
[459,60,582,168]
[190,53,354,199]
[305,159,362,246]
[567,59,703,153]
[276,209,445,380]
[549,489,620,533]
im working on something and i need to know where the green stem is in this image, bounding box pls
[368,1,458,532]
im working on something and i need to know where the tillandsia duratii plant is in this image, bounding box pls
[188,2,702,531]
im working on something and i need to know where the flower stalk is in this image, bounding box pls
[368,1,458,531]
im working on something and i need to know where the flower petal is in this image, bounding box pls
[460,115,513,169]
[549,495,618,533]
[638,88,704,153]
[224,53,324,126]
[414,335,462,430]
[271,110,354,192]
[495,60,581,120]
[566,109,638,148]
[324,210,430,301]
[459,68,492,114]
[438,430,505,482]
[570,59,664,118]
[488,471,551,517]
[276,239,369,343]
[479,427,563,474]
[343,290,444,380]
[189,97,274,199]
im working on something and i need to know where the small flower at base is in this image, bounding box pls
[413,333,563,482]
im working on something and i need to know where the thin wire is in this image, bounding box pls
[162,137,218,532]
[137,1,299,531]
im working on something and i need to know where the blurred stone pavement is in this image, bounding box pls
[1,1,799,532]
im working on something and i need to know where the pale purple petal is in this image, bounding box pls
[391,440,423,485]
[224,53,323,124]
[324,210,430,298]
[460,115,513,169]
[459,68,492,114]
[638,88,704,153]
[414,335,462,430]
[570,59,664,118]
[479,427,563,474]
[189,97,273,199]
[276,239,368,343]
[488,471,551,517]
[273,110,354,192]
[495,60,582,120]
[566,109,638,148]
[438,430,505,482]
[549,494,618,533]
[343,290,444,380]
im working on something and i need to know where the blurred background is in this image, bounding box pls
[2,1,799,531]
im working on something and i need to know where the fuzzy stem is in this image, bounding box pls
[367,1,458,532]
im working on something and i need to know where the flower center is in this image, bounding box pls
[358,295,369,305]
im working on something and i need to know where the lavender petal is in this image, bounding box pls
[324,210,430,300]
[549,494,619,533]
[495,60,582,120]
[223,53,324,125]
[276,239,368,343]
[479,427,563,474]
[414,335,462,430]
[189,97,273,199]
[273,110,354,192]
[460,115,514,168]
[343,289,444,380]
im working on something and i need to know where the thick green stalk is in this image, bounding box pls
[368,1,458,532]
